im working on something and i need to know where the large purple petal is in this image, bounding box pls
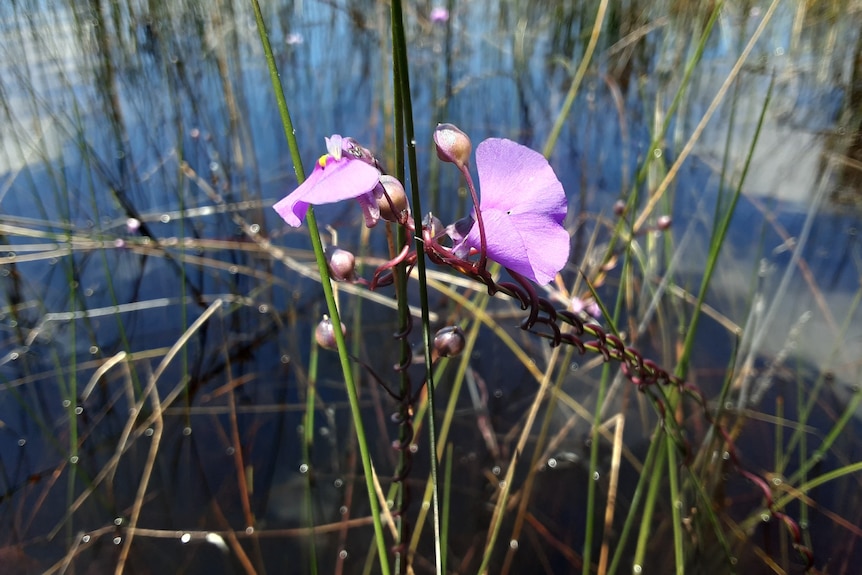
[467,138,569,284]
[465,207,569,285]
[273,156,381,227]
[476,138,567,224]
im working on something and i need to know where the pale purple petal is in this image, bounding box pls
[465,138,569,284]
[465,206,569,285]
[476,138,566,225]
[273,155,381,227]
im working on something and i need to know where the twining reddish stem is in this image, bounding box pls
[459,165,488,272]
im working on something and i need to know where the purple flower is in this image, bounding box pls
[454,138,569,285]
[273,135,382,227]
[430,7,449,23]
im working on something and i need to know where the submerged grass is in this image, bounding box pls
[1,0,861,574]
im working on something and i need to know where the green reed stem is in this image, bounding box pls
[303,326,321,575]
[677,72,772,378]
[390,18,411,572]
[250,3,391,573]
[542,0,609,158]
[391,0,442,572]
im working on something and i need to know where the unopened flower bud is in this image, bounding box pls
[377,176,410,222]
[433,326,465,358]
[325,246,355,281]
[657,215,672,230]
[315,316,346,350]
[434,123,472,169]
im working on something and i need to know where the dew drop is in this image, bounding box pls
[226,447,235,455]
[75,406,83,415]
[633,565,643,574]
[210,161,220,172]
[229,265,239,274]
[299,463,309,474]
[84,288,94,297]
[593,471,600,481]
[339,506,348,515]
[70,456,79,464]
[181,533,191,544]
[653,148,662,158]
[421,501,430,510]
[249,224,260,234]
[509,539,519,550]
[492,466,501,476]
[17,439,26,447]
[771,476,782,486]
[761,513,771,522]
[82,535,90,543]
[333,478,343,488]
[89,345,99,354]
[338,549,348,560]
[145,428,154,436]
[113,536,122,545]
[246,526,254,534]
[319,427,330,437]
[160,214,171,223]
[547,458,558,469]
[62,399,71,408]
[114,517,123,526]
[10,352,19,360]
[258,304,269,313]
[183,426,192,436]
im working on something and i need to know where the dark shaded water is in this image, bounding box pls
[1,1,861,573]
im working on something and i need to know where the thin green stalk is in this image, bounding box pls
[542,0,609,158]
[441,443,453,575]
[633,437,668,569]
[676,73,774,378]
[391,26,412,572]
[303,327,321,575]
[249,3,390,573]
[666,432,684,575]
[607,422,661,575]
[391,0,442,572]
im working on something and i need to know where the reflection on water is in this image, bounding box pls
[1,0,861,573]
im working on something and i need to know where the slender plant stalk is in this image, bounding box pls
[542,0,610,158]
[249,2,391,573]
[390,0,442,572]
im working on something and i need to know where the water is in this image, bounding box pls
[1,1,861,573]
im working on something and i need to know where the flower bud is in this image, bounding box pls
[325,246,355,281]
[315,316,346,350]
[433,326,466,358]
[657,215,672,230]
[377,176,410,222]
[434,123,472,169]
